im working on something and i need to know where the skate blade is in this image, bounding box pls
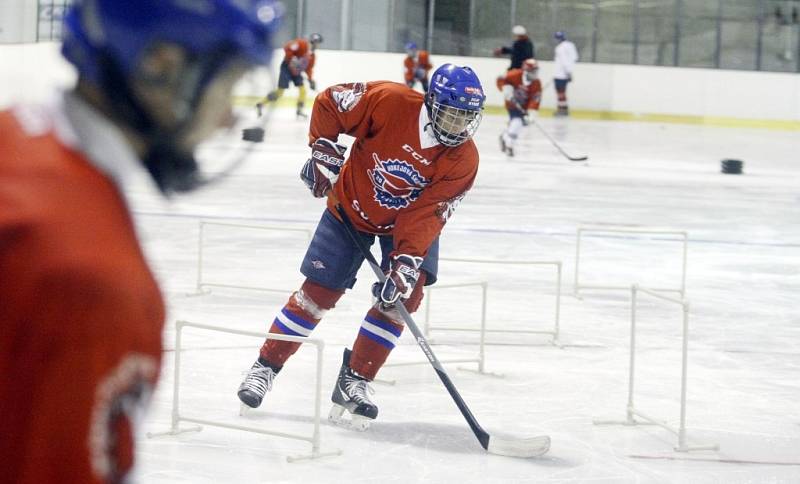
[239,403,251,416]
[327,404,372,432]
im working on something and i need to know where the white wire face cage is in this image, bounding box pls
[430,102,483,147]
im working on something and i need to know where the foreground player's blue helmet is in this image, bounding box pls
[63,0,282,87]
[61,0,282,193]
[425,64,485,147]
[554,30,567,41]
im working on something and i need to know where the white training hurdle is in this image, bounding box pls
[593,285,718,452]
[378,258,563,383]
[192,221,312,295]
[377,281,498,384]
[424,258,563,345]
[574,226,688,298]
[146,320,341,462]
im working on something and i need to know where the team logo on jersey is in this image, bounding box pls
[331,82,367,112]
[368,153,429,209]
[514,86,529,105]
[289,55,310,73]
[89,353,157,482]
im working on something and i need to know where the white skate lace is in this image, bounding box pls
[241,364,275,396]
[345,378,375,405]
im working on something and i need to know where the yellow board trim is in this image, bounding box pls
[233,95,800,132]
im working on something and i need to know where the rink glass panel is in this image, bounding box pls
[18,1,800,74]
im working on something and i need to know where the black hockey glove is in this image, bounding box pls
[301,138,346,198]
[308,78,317,91]
[377,254,423,308]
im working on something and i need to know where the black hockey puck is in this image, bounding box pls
[242,127,265,143]
[721,159,743,174]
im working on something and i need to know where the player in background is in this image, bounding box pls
[237,65,486,430]
[0,1,280,482]
[553,30,579,117]
[403,42,433,92]
[497,59,542,157]
[494,25,534,70]
[256,33,323,119]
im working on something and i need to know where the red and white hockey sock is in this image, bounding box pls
[260,280,343,368]
[557,91,568,110]
[349,308,405,380]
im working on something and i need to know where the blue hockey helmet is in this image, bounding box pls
[425,64,485,147]
[63,0,282,86]
[60,0,283,194]
[554,30,567,41]
[405,41,418,51]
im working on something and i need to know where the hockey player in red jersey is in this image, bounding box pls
[257,33,323,119]
[496,58,542,157]
[403,42,433,92]
[0,1,280,482]
[238,64,486,430]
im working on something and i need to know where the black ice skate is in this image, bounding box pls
[255,102,263,118]
[237,358,280,409]
[328,348,377,431]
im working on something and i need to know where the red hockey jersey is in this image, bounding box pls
[403,50,432,82]
[0,104,164,483]
[310,81,479,258]
[283,38,316,80]
[496,69,542,112]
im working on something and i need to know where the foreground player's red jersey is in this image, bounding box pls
[283,37,316,79]
[310,81,479,258]
[0,107,164,483]
[497,69,542,112]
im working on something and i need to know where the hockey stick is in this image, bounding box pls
[530,119,588,162]
[334,202,550,458]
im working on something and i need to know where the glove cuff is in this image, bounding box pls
[313,137,347,156]
[393,253,423,270]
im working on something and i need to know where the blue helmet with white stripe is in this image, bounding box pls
[425,64,486,147]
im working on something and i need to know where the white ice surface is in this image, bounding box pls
[130,108,800,483]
